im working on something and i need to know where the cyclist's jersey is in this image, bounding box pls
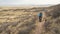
[38,13,42,17]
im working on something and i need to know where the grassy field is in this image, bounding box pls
[0,4,60,34]
[0,7,40,34]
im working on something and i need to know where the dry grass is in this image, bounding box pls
[0,7,40,34]
[0,11,37,34]
[41,4,60,34]
[0,4,60,34]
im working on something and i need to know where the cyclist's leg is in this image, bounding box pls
[40,17,42,22]
[39,16,42,22]
[39,16,40,22]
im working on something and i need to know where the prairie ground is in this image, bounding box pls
[0,4,60,34]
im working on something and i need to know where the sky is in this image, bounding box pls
[0,0,60,6]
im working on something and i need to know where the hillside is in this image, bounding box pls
[0,4,60,34]
[41,4,60,34]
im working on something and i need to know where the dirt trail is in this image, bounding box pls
[34,18,45,34]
